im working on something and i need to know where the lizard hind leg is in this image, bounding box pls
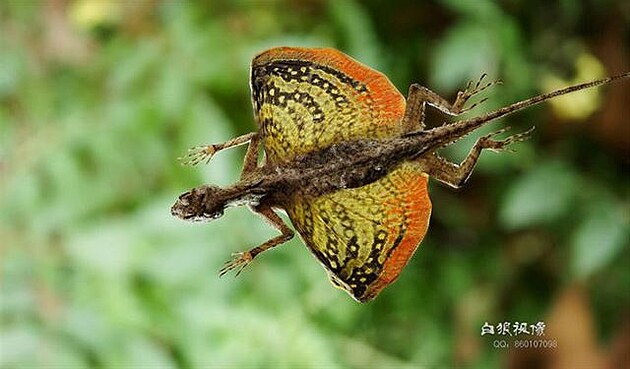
[418,126,534,189]
[401,74,502,133]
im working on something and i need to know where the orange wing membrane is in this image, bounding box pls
[250,47,406,163]
[286,162,432,302]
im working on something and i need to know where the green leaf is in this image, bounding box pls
[500,161,578,229]
[126,336,177,369]
[328,0,381,69]
[430,23,498,92]
[572,200,628,279]
[439,0,503,20]
[0,327,40,367]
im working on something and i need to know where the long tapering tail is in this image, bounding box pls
[411,72,629,147]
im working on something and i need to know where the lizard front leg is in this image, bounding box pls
[179,132,258,166]
[219,204,294,277]
[240,132,262,178]
[402,74,501,133]
[418,127,534,189]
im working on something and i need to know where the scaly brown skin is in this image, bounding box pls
[171,72,629,281]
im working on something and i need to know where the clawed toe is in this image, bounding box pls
[480,126,535,152]
[455,74,502,114]
[218,251,253,277]
[178,145,217,166]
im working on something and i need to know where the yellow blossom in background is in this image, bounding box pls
[69,0,121,30]
[541,53,607,121]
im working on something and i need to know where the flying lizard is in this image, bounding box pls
[171,47,629,302]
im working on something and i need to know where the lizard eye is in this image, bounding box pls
[178,194,190,206]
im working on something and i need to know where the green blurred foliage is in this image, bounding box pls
[1,1,628,368]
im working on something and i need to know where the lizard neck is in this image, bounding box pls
[222,178,266,209]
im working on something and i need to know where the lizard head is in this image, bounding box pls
[171,184,227,222]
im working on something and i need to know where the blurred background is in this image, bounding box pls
[1,1,628,368]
